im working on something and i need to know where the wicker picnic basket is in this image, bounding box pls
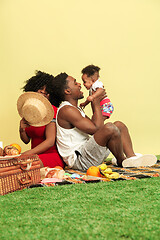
[0,154,41,195]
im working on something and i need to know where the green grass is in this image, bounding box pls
[0,177,160,240]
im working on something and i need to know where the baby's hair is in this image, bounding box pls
[81,64,100,77]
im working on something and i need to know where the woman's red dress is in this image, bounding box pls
[25,105,65,168]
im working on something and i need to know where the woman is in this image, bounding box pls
[19,70,65,168]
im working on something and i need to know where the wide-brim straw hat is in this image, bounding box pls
[17,92,54,127]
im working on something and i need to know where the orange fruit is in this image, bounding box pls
[54,166,63,170]
[86,166,102,177]
[10,143,21,154]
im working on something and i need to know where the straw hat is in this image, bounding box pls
[17,92,54,127]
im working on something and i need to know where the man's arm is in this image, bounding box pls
[58,93,105,135]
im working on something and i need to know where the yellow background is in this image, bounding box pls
[0,0,160,155]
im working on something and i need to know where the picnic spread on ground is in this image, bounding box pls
[0,150,159,195]
[39,157,160,187]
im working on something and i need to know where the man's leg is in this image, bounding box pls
[114,121,136,158]
[94,122,126,166]
[112,121,157,167]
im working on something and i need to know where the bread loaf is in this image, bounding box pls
[4,145,19,156]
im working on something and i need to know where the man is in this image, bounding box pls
[50,72,156,171]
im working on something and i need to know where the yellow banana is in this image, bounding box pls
[103,168,112,174]
[109,172,120,179]
[98,163,108,170]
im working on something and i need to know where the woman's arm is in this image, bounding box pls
[19,118,30,144]
[22,122,56,155]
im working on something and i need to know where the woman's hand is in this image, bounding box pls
[20,118,30,132]
[19,118,30,144]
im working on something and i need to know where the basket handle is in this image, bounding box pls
[13,159,33,171]
[17,172,32,185]
[20,162,32,171]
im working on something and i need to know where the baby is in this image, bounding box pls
[80,64,114,120]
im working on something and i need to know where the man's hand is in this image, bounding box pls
[92,88,107,105]
[87,95,94,102]
[99,89,107,101]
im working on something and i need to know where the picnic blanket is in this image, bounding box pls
[65,158,160,181]
[30,156,160,188]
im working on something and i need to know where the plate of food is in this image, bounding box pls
[0,143,21,160]
[0,154,21,160]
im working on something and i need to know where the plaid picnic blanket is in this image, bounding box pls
[64,157,160,182]
[30,157,160,187]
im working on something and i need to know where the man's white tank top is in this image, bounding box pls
[56,101,89,167]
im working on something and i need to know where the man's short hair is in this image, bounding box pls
[81,65,100,77]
